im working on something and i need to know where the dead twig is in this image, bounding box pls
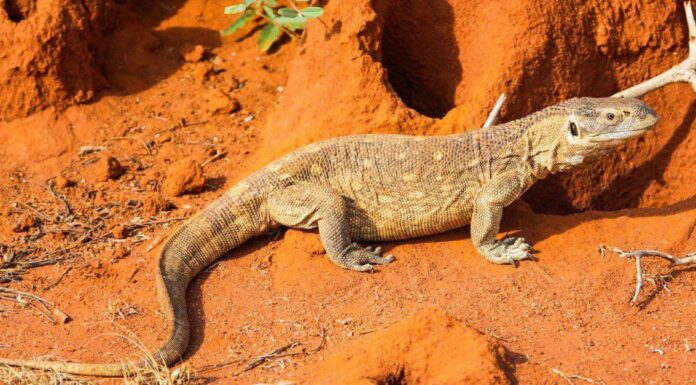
[599,245,696,304]
[195,357,248,374]
[122,216,189,235]
[483,93,506,128]
[128,266,141,283]
[614,1,696,98]
[146,233,167,252]
[551,368,599,384]
[78,145,105,156]
[234,341,301,376]
[311,326,327,353]
[42,266,73,291]
[13,201,51,222]
[159,118,209,134]
[0,287,70,324]
[109,136,153,155]
[47,180,73,219]
[201,150,227,168]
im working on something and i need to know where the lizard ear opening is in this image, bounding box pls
[569,121,579,137]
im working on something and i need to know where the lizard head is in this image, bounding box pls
[549,97,658,169]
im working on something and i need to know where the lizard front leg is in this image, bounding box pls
[470,172,532,265]
[267,184,395,272]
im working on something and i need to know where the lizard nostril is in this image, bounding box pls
[636,105,657,120]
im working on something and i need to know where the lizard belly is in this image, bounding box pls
[345,189,474,241]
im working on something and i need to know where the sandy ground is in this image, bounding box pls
[0,0,694,384]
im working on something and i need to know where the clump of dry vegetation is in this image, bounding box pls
[0,361,198,385]
[0,365,93,385]
[104,300,140,322]
[117,327,201,385]
[0,327,200,385]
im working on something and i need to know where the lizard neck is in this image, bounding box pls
[515,115,568,180]
[483,116,557,181]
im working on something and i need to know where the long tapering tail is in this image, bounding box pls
[0,188,263,376]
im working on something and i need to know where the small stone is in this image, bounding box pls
[88,155,124,182]
[112,246,130,260]
[180,44,206,63]
[111,225,129,239]
[13,213,37,232]
[51,231,66,242]
[205,90,240,116]
[156,133,173,144]
[1,205,12,217]
[192,63,213,82]
[90,258,102,269]
[143,194,171,216]
[163,159,206,197]
[52,308,71,324]
[55,174,74,189]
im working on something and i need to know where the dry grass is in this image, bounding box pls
[0,360,198,385]
[115,327,200,385]
[0,327,200,385]
[104,300,140,322]
[0,365,93,385]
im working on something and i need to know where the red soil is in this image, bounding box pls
[0,0,695,384]
[305,308,512,385]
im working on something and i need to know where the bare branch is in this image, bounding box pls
[234,341,301,375]
[551,368,599,384]
[483,93,506,128]
[614,1,696,98]
[599,246,696,304]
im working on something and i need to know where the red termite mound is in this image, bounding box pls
[0,0,114,122]
[304,308,512,385]
[260,0,696,214]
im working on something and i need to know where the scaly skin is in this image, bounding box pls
[0,97,658,376]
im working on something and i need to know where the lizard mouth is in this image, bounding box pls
[587,128,648,142]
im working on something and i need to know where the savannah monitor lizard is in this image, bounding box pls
[0,97,659,376]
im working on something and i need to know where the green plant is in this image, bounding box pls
[222,0,324,51]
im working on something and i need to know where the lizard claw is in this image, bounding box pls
[480,237,534,266]
[340,243,396,271]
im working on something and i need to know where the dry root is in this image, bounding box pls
[599,246,696,304]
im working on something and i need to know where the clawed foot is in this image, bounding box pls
[480,237,533,266]
[338,243,396,272]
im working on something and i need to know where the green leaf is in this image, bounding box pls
[243,0,256,5]
[223,4,246,14]
[258,23,281,51]
[278,7,299,17]
[275,16,306,30]
[263,5,276,19]
[221,10,254,36]
[300,6,323,18]
[263,0,277,6]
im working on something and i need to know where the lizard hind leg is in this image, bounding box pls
[267,184,395,272]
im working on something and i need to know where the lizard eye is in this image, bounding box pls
[606,112,615,120]
[569,122,578,137]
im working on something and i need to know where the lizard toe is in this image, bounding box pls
[505,249,532,262]
[501,237,527,247]
[482,239,533,265]
[370,253,395,265]
[349,263,374,272]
